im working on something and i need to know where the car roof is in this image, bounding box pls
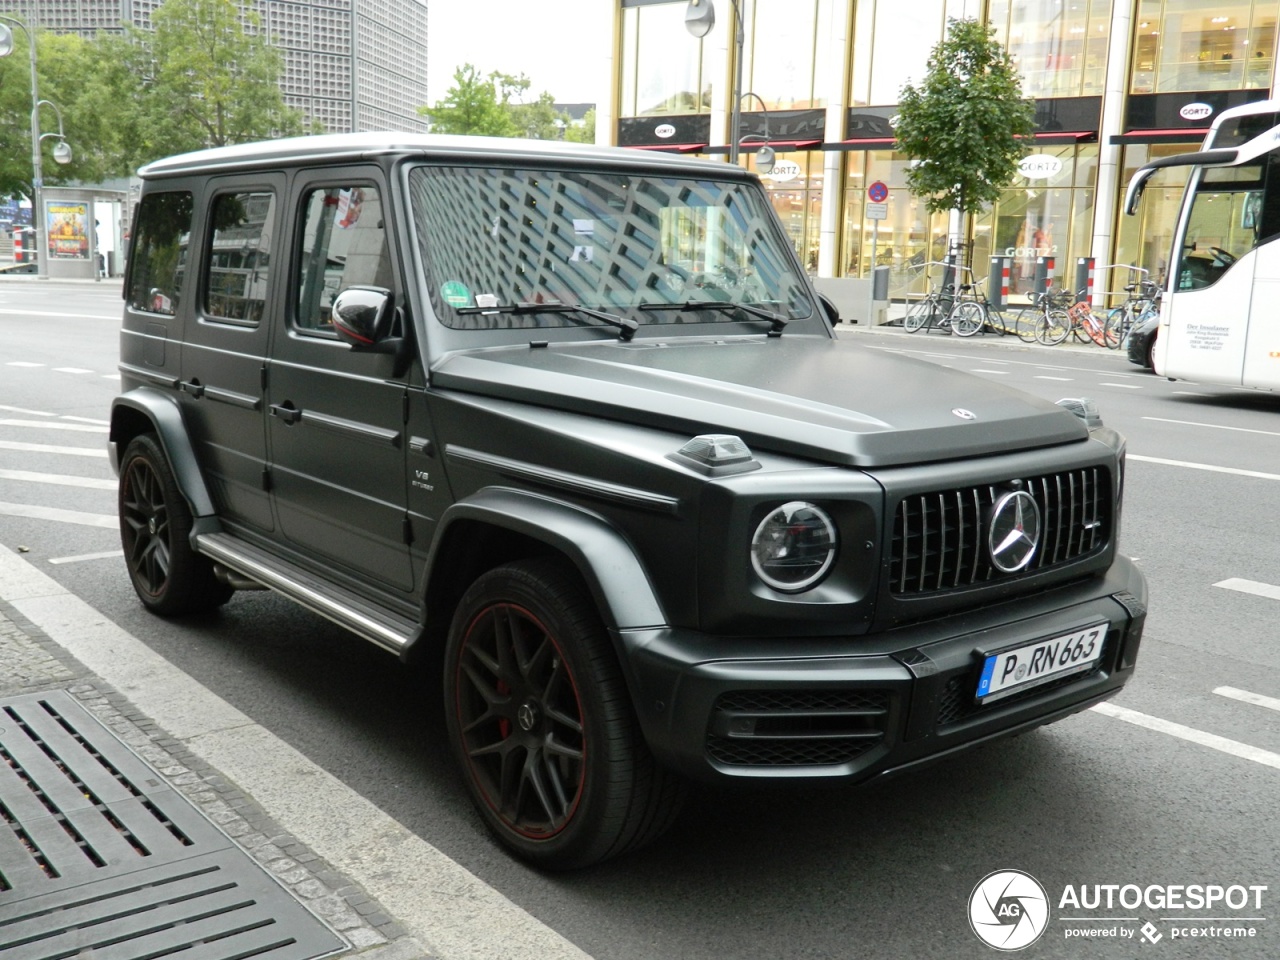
[138,132,751,181]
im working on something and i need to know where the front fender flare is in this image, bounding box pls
[110,389,217,518]
[423,486,668,634]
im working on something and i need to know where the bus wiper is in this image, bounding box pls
[455,301,638,340]
[637,300,789,336]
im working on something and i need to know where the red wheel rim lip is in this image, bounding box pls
[454,601,587,840]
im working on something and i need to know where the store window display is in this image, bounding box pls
[1131,0,1276,94]
[620,2,711,116]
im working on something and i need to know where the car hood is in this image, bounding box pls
[431,336,1088,468]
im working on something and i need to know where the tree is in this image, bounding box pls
[894,18,1036,267]
[138,0,308,154]
[420,64,517,137]
[564,107,596,144]
[421,64,572,139]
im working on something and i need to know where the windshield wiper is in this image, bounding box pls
[637,300,789,336]
[455,301,638,340]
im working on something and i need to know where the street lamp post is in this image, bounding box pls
[684,0,774,172]
[0,17,73,279]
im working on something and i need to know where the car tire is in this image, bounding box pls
[118,433,233,616]
[444,557,686,869]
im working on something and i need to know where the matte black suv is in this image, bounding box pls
[111,134,1147,869]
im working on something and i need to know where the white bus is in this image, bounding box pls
[1125,99,1280,390]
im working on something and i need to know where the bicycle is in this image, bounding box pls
[1025,288,1076,345]
[946,276,1019,338]
[1104,278,1161,349]
[1065,294,1118,347]
[903,262,959,334]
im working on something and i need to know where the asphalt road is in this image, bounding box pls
[3,281,1278,960]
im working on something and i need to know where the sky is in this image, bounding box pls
[425,1,612,106]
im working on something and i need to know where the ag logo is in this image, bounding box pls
[968,869,1049,951]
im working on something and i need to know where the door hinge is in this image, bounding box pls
[260,363,268,391]
[402,515,414,545]
[261,466,272,491]
[402,390,410,424]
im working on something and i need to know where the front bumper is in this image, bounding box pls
[618,556,1147,783]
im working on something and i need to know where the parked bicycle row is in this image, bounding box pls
[895,261,1162,350]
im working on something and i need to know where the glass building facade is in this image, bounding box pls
[613,0,1279,302]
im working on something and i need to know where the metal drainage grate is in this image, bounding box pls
[0,690,345,960]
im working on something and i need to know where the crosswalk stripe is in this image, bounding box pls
[0,468,116,489]
[0,419,110,433]
[1128,455,1280,482]
[1214,686,1280,714]
[1214,578,1280,601]
[1091,702,1280,771]
[0,440,107,458]
[0,501,117,528]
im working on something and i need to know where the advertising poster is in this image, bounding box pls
[47,201,90,259]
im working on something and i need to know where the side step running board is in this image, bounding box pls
[194,531,419,655]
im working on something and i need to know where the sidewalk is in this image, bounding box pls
[0,543,592,960]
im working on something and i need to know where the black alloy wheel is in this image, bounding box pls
[118,434,232,615]
[444,558,684,869]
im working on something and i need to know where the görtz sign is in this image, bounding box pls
[1018,154,1064,179]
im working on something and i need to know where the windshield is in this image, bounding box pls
[406,164,814,331]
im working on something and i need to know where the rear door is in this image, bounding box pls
[178,175,283,532]
[265,168,415,593]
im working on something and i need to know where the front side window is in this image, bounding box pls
[205,191,276,323]
[1176,154,1280,289]
[407,165,813,332]
[127,191,193,316]
[295,185,392,334]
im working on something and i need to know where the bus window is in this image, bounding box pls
[1177,160,1274,290]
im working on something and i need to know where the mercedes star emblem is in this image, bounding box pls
[952,408,977,420]
[988,490,1042,572]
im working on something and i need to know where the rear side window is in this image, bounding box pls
[126,191,193,315]
[295,185,392,334]
[205,191,277,323]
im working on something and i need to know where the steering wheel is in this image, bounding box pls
[1208,246,1237,266]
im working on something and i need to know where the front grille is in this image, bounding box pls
[890,466,1111,595]
[705,690,891,767]
[935,631,1112,726]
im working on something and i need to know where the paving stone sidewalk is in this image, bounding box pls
[0,600,434,960]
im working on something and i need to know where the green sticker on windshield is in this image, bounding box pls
[441,280,472,308]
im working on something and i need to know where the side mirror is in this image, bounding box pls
[332,286,393,346]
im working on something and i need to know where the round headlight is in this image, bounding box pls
[750,501,838,592]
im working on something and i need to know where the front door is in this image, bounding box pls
[265,169,415,593]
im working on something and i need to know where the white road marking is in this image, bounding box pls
[1035,375,1074,381]
[971,368,1009,375]
[0,544,591,960]
[1214,686,1280,715]
[0,501,117,528]
[102,374,121,381]
[1091,702,1280,771]
[1100,382,1142,389]
[48,550,124,565]
[0,468,115,489]
[0,419,109,433]
[1127,454,1280,482]
[1171,390,1207,397]
[0,439,107,458]
[62,415,111,425]
[52,367,95,374]
[0,309,119,320]
[1143,416,1280,438]
[0,404,54,416]
[5,361,44,367]
[1213,577,1280,601]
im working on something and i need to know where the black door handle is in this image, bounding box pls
[269,403,302,424]
[179,380,205,398]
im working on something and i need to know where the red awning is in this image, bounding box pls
[1110,128,1210,144]
[628,142,708,153]
[1017,131,1098,144]
[831,137,897,150]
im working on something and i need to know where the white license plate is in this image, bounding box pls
[976,623,1107,703]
